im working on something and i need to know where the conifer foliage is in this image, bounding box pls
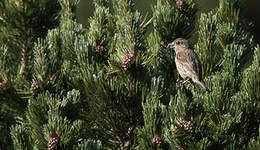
[0,0,259,149]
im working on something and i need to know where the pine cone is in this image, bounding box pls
[122,52,135,71]
[179,120,195,134]
[94,41,109,59]
[175,0,187,11]
[30,81,39,94]
[0,76,9,88]
[152,134,162,148]
[47,133,60,150]
[127,125,134,137]
[95,45,105,52]
[222,113,228,119]
[94,41,107,52]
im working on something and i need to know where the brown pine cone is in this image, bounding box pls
[179,119,195,134]
[30,81,39,94]
[175,0,187,11]
[47,133,60,150]
[152,134,162,148]
[122,51,135,71]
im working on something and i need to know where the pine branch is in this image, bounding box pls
[152,0,197,43]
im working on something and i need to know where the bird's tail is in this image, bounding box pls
[196,80,211,92]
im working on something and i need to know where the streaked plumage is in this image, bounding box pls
[168,38,211,92]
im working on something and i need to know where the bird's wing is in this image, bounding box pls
[176,50,202,80]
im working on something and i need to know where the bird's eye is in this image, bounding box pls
[176,41,180,45]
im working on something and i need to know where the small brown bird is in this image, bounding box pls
[168,38,211,92]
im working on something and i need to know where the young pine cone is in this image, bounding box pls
[47,133,60,150]
[175,0,187,11]
[152,134,162,148]
[0,76,9,88]
[30,81,39,93]
[167,38,211,92]
[122,52,135,71]
[179,120,195,134]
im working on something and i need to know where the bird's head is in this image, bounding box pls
[167,38,190,52]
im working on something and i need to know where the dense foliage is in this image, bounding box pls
[0,0,259,149]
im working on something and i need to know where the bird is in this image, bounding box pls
[167,38,211,92]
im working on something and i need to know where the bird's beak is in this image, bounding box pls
[167,43,174,49]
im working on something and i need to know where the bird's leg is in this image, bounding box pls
[189,79,195,86]
[181,83,184,89]
[182,78,190,84]
[181,78,190,89]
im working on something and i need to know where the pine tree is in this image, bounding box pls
[0,0,259,149]
[0,0,60,149]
